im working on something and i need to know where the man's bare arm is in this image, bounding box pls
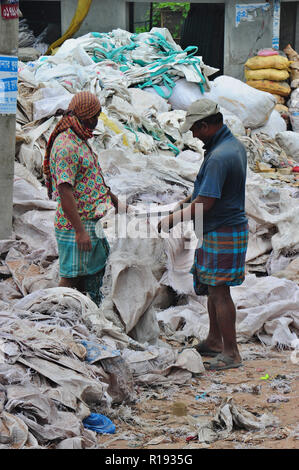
[174,194,192,211]
[158,195,216,232]
[189,194,216,217]
[109,190,128,213]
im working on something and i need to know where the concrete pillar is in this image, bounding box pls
[61,0,129,37]
[224,0,274,80]
[0,14,18,240]
[295,3,299,52]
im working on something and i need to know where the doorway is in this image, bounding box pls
[180,3,225,76]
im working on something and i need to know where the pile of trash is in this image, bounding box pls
[1,28,299,448]
[239,133,299,185]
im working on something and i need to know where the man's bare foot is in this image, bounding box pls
[204,353,243,371]
[195,339,223,357]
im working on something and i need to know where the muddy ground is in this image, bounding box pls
[98,342,299,450]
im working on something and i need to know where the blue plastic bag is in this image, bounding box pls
[83,413,116,434]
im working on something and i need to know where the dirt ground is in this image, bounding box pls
[98,342,299,450]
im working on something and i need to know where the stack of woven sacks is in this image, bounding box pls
[284,44,299,132]
[245,49,291,125]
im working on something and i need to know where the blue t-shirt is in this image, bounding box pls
[191,125,248,234]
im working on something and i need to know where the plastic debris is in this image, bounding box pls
[83,413,116,434]
[187,397,280,444]
[195,392,207,400]
[267,395,290,403]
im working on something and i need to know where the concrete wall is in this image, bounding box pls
[61,0,129,36]
[224,0,274,80]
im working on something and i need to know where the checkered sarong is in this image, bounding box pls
[55,220,110,278]
[190,223,249,294]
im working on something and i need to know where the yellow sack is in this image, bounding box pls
[99,112,129,147]
[245,55,292,70]
[245,68,289,81]
[246,80,291,97]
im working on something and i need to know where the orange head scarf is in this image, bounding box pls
[44,91,101,199]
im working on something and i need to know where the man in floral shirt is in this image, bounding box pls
[44,91,123,305]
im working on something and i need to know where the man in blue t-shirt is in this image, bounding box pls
[158,99,249,371]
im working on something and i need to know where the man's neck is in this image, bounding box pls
[203,124,224,146]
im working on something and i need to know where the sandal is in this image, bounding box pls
[195,341,222,357]
[204,353,243,371]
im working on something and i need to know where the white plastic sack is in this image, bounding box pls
[161,76,275,129]
[245,171,299,254]
[18,116,56,178]
[289,111,299,133]
[13,176,56,217]
[159,78,204,111]
[251,110,287,138]
[33,86,73,120]
[156,110,187,141]
[157,274,299,348]
[276,131,299,162]
[129,88,169,115]
[13,209,57,259]
[232,275,299,348]
[0,412,29,449]
[109,251,160,334]
[160,222,196,295]
[288,88,299,109]
[210,76,276,129]
[287,89,299,132]
[176,150,203,164]
[220,107,246,136]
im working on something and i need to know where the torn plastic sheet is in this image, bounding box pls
[188,396,279,444]
[13,287,131,346]
[81,340,121,364]
[0,411,29,449]
[122,346,204,385]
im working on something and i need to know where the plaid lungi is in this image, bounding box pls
[55,220,110,278]
[190,223,249,294]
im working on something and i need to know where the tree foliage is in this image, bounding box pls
[135,2,190,35]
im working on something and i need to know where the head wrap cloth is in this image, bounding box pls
[43,91,101,199]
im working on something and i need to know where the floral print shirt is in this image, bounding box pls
[50,128,112,230]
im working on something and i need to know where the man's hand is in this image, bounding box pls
[173,195,192,212]
[76,229,92,251]
[157,214,174,234]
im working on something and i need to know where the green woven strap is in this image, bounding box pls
[124,125,139,142]
[167,143,180,156]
